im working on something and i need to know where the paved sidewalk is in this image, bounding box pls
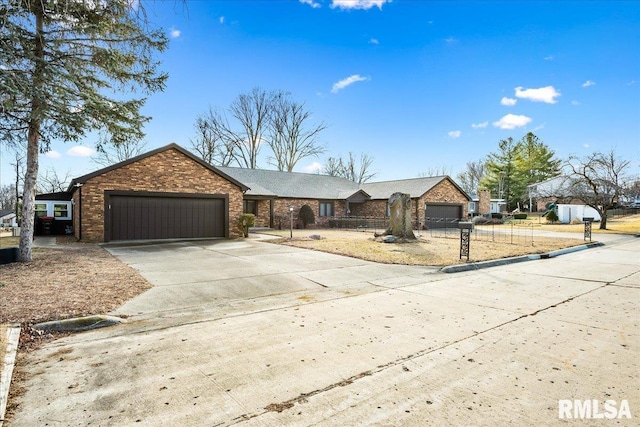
[8,235,640,426]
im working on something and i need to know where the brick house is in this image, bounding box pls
[219,167,471,230]
[66,144,248,242]
[38,143,470,242]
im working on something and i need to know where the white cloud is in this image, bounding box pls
[571,100,580,106]
[514,86,560,104]
[303,161,324,173]
[67,146,96,157]
[445,37,458,44]
[628,80,636,86]
[331,0,391,10]
[300,0,321,8]
[44,150,62,159]
[331,74,369,93]
[448,130,461,139]
[219,16,225,24]
[582,80,596,88]
[169,28,181,38]
[471,121,488,129]
[492,114,532,130]
[500,97,517,106]
[544,55,554,61]
[369,38,379,45]
[583,144,590,148]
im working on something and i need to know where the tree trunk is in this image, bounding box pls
[19,4,45,262]
[599,213,607,229]
[384,193,416,239]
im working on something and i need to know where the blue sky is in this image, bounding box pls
[1,0,639,188]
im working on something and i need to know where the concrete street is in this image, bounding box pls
[9,234,640,426]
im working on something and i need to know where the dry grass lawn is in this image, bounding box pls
[261,214,639,266]
[260,229,584,266]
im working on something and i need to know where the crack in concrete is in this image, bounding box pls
[228,282,611,425]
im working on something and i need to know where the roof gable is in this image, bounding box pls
[68,143,249,192]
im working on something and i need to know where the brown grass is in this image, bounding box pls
[0,246,151,327]
[261,229,585,266]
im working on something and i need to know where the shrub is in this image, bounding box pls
[546,210,559,223]
[237,213,255,237]
[514,213,528,220]
[491,212,503,219]
[299,205,315,228]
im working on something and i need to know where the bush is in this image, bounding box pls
[237,213,255,237]
[491,212,503,219]
[514,213,528,220]
[546,210,559,223]
[299,205,315,228]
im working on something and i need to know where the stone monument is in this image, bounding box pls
[383,192,416,240]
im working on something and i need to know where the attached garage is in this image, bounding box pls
[68,144,247,242]
[424,203,463,229]
[105,192,227,242]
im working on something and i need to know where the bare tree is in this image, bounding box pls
[565,150,631,229]
[189,107,235,166]
[93,134,148,167]
[38,167,72,193]
[456,159,486,194]
[419,165,452,178]
[0,184,16,210]
[267,94,327,171]
[228,87,275,169]
[323,152,376,184]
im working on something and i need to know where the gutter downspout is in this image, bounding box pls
[75,183,83,240]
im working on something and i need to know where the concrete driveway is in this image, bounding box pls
[9,235,640,426]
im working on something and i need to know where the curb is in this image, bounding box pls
[441,241,605,273]
[1,325,20,427]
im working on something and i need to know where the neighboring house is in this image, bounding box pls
[0,209,17,228]
[219,167,471,230]
[527,176,582,212]
[468,190,507,216]
[528,175,601,223]
[34,192,73,235]
[35,143,470,242]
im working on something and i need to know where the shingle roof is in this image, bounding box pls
[362,176,448,200]
[218,167,363,199]
[0,209,15,218]
[219,168,471,202]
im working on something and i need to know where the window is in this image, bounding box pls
[243,200,257,215]
[35,203,48,218]
[468,201,476,212]
[54,203,71,220]
[319,202,333,217]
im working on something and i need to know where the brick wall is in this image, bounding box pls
[74,148,244,241]
[270,198,348,228]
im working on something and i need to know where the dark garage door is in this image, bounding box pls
[107,194,225,241]
[424,204,462,229]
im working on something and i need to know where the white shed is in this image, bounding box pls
[556,204,601,224]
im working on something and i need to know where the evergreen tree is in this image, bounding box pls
[481,133,561,211]
[1,0,168,261]
[481,137,519,210]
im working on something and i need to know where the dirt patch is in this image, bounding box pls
[262,229,585,266]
